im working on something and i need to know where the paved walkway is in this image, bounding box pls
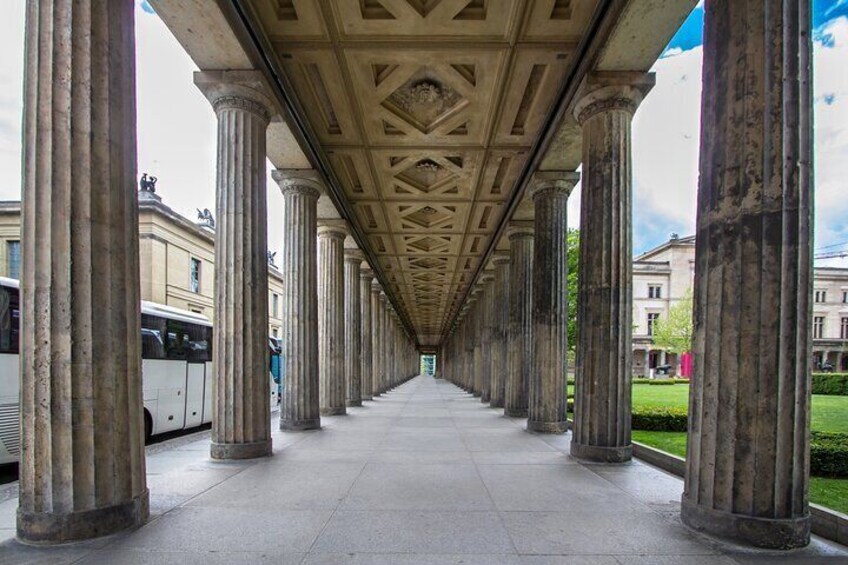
[1,375,847,564]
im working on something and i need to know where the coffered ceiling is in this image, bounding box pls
[242,0,599,345]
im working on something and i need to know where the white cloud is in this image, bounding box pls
[631,46,702,252]
[0,0,25,199]
[812,17,848,252]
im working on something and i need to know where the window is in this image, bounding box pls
[648,285,662,299]
[6,241,20,280]
[843,291,848,304]
[142,314,211,362]
[0,285,20,354]
[190,258,201,293]
[814,316,825,339]
[815,290,827,304]
[272,328,279,338]
[647,313,660,336]
[841,317,848,340]
[272,293,279,317]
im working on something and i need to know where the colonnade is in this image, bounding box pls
[15,0,812,552]
[442,0,813,549]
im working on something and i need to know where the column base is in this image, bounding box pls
[211,439,272,460]
[18,489,149,545]
[280,417,321,431]
[527,420,568,434]
[570,441,631,463]
[681,496,810,550]
[346,399,362,407]
[321,407,347,416]
[361,395,373,402]
[504,407,528,418]
[481,394,490,403]
[472,391,482,397]
[490,400,504,409]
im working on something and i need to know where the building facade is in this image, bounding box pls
[634,234,848,375]
[0,193,285,338]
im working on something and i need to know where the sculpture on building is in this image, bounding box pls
[139,173,158,193]
[196,208,215,230]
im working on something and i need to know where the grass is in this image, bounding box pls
[629,383,848,515]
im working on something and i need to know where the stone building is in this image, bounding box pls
[0,195,286,337]
[634,234,848,375]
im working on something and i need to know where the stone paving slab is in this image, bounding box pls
[0,375,847,564]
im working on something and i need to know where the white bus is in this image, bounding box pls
[0,278,279,465]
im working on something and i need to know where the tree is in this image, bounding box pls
[651,290,694,354]
[566,229,579,354]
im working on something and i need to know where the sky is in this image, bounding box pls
[0,1,846,259]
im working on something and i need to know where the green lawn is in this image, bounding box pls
[630,384,848,515]
[631,383,848,434]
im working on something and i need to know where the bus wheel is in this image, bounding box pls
[144,410,152,444]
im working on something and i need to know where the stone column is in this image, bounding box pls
[489,255,510,408]
[275,170,321,431]
[318,222,347,416]
[195,71,275,461]
[361,266,374,400]
[18,0,148,543]
[569,73,652,462]
[344,249,363,407]
[681,1,813,550]
[528,172,579,434]
[371,281,383,396]
[378,292,389,393]
[505,224,534,417]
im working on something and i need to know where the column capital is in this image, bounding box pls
[273,169,323,199]
[371,279,382,293]
[344,249,365,264]
[194,70,276,121]
[529,171,580,200]
[317,220,348,239]
[573,71,655,125]
[360,265,375,281]
[507,220,534,241]
[491,252,510,266]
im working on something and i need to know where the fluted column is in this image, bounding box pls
[344,249,363,407]
[505,224,534,417]
[681,1,812,550]
[570,74,652,463]
[528,172,579,434]
[361,266,374,400]
[318,222,347,416]
[196,71,275,461]
[378,292,389,393]
[489,255,510,408]
[371,281,383,396]
[275,170,321,431]
[18,1,148,543]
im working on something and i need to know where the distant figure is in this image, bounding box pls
[140,173,158,193]
[267,251,277,268]
[196,208,215,230]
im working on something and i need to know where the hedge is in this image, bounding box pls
[811,432,848,477]
[631,406,688,432]
[811,373,848,396]
[648,380,677,386]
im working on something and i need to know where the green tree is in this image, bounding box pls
[651,290,694,354]
[566,229,579,353]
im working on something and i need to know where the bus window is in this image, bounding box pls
[0,286,19,355]
[141,314,166,359]
[166,320,189,360]
[186,323,212,363]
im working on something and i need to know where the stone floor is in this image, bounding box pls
[1,375,847,564]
